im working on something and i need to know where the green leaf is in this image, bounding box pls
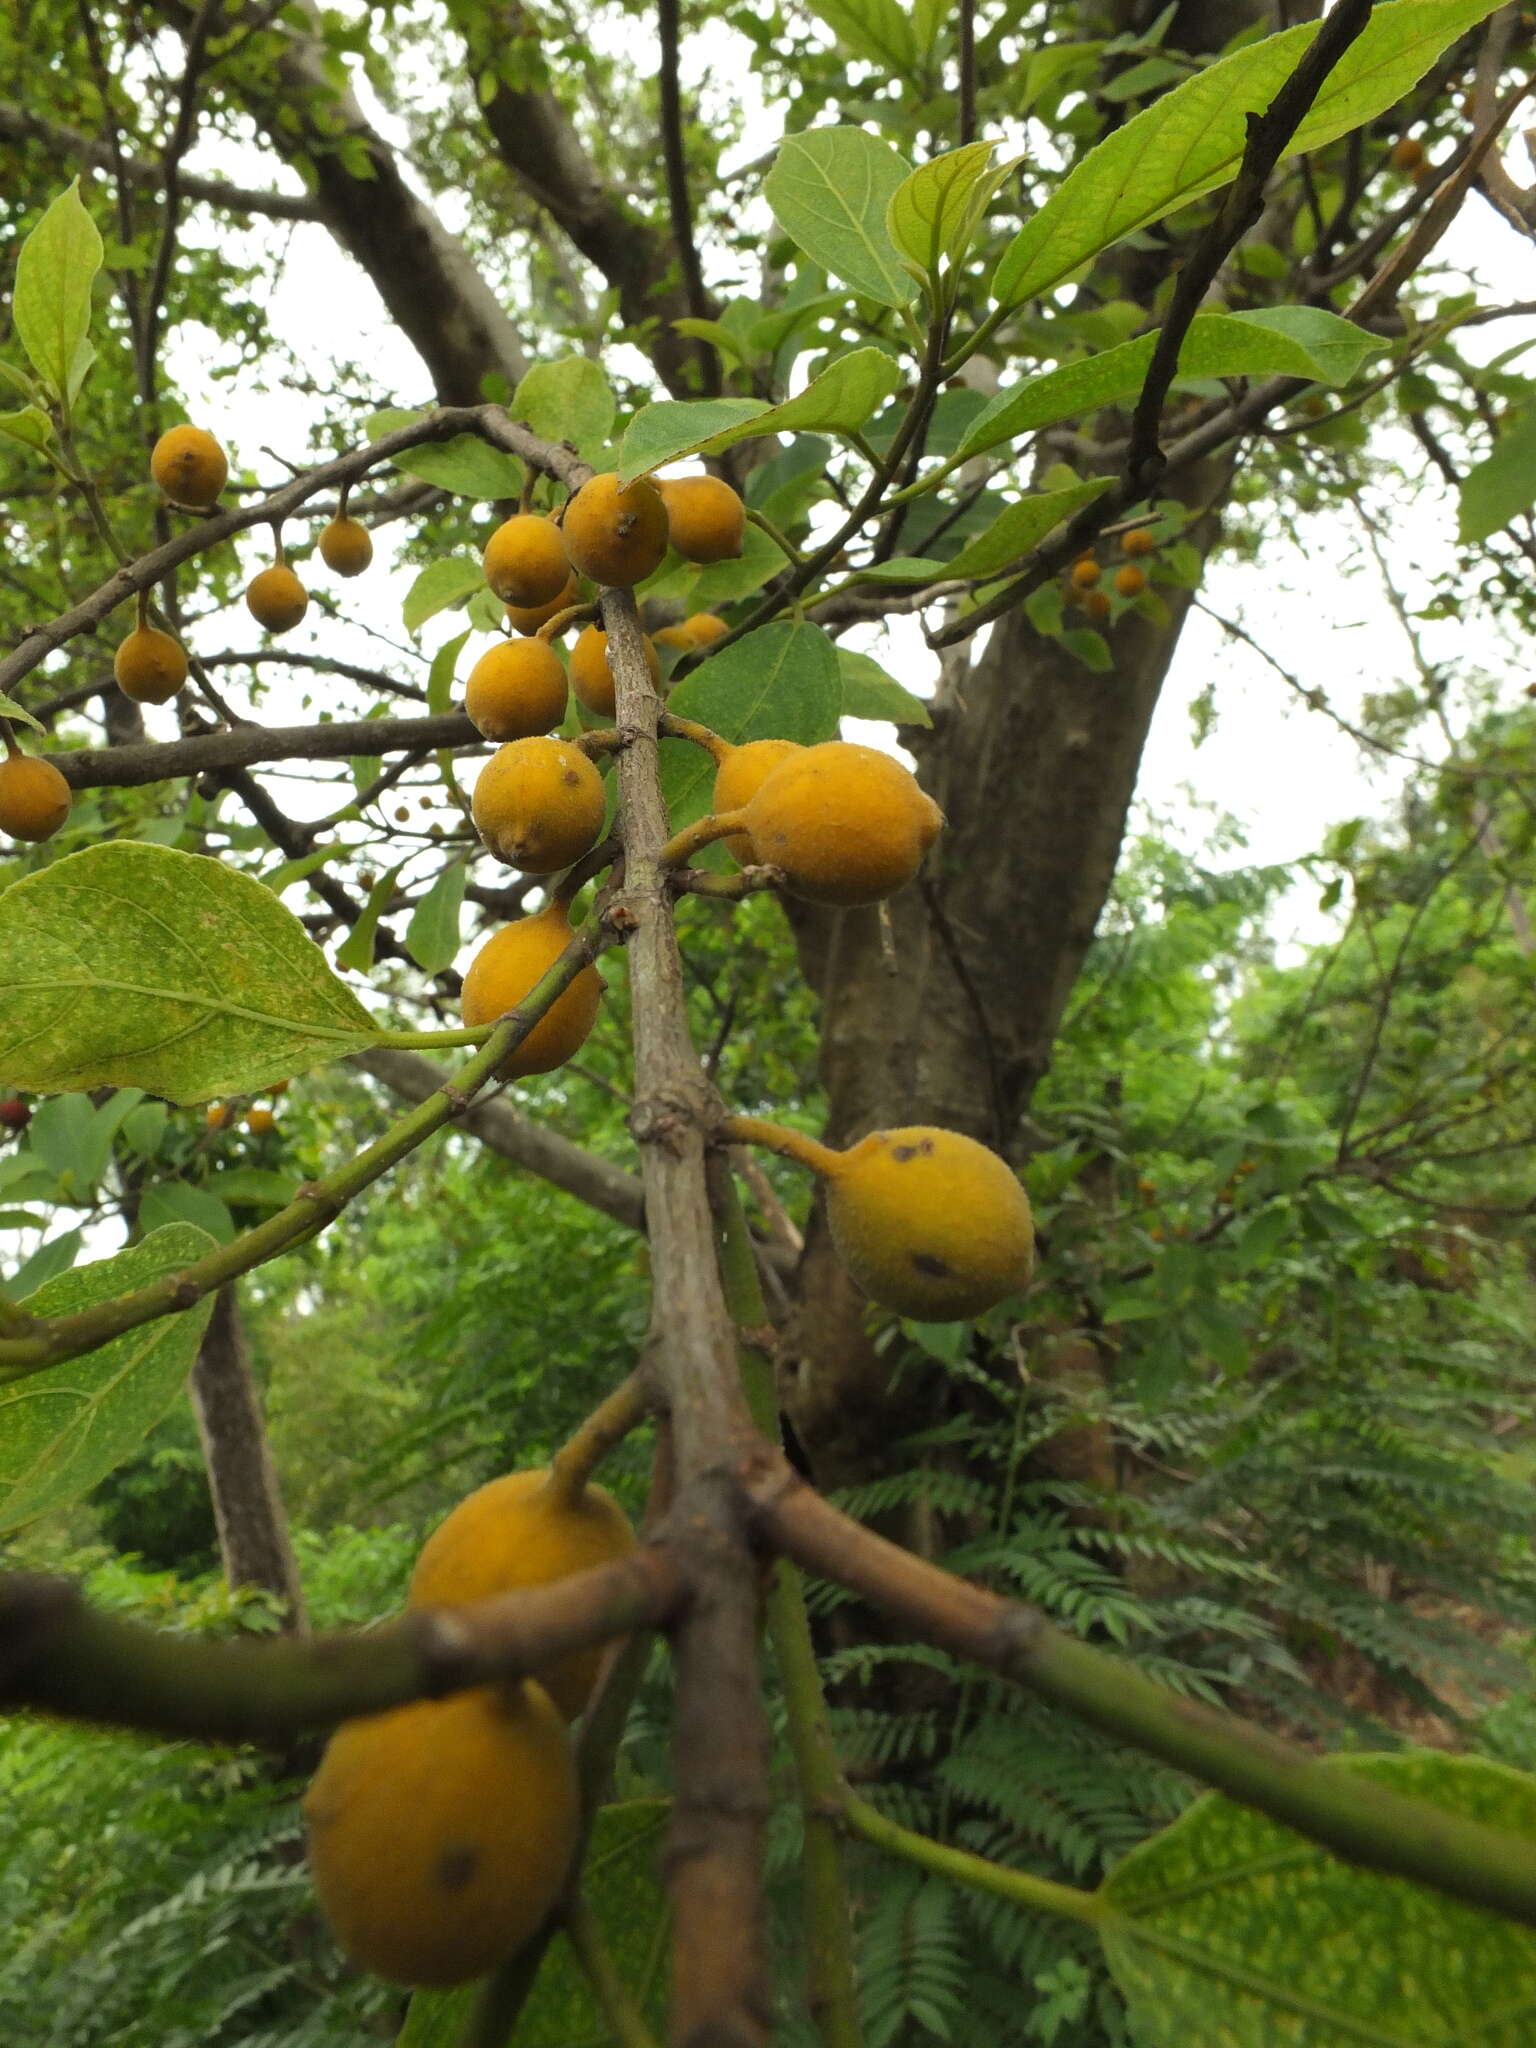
[260,842,346,895]
[912,0,948,59]
[428,628,471,717]
[0,688,46,735]
[888,141,999,276]
[9,1230,82,1299]
[992,0,1503,310]
[511,354,617,461]
[138,1180,234,1244]
[0,842,380,1104]
[13,180,103,405]
[210,1166,302,1210]
[516,1801,672,2043]
[803,0,917,78]
[957,311,1376,462]
[835,556,949,585]
[1061,626,1113,672]
[27,1089,143,1196]
[618,348,903,482]
[403,557,483,633]
[1101,1751,1536,2046]
[765,129,916,309]
[0,406,54,453]
[1458,402,1536,542]
[941,477,1116,580]
[838,648,932,726]
[663,621,842,829]
[645,521,783,610]
[395,1984,475,2048]
[369,411,525,500]
[335,861,406,975]
[0,1224,217,1533]
[405,860,467,976]
[1233,1205,1290,1271]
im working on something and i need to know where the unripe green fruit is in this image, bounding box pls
[114,625,188,704]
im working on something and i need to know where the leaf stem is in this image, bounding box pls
[842,1793,1104,1928]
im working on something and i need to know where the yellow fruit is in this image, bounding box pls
[1391,134,1425,172]
[1121,527,1156,557]
[658,474,745,564]
[318,516,373,577]
[507,575,581,635]
[465,639,569,742]
[0,753,70,843]
[246,564,308,633]
[409,1467,637,1715]
[205,1102,230,1130]
[247,1106,276,1135]
[482,515,571,608]
[741,741,943,906]
[655,612,729,651]
[826,1127,1035,1321]
[304,1681,579,1988]
[568,626,660,718]
[1113,563,1147,599]
[460,902,604,1080]
[561,472,669,588]
[1069,556,1101,590]
[150,425,227,509]
[472,737,605,874]
[712,738,802,864]
[113,625,188,705]
[1080,588,1112,621]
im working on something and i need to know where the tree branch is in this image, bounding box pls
[0,102,322,219]
[743,1451,1536,1933]
[0,1551,680,1745]
[55,711,479,789]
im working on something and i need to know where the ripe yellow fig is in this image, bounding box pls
[725,1116,1034,1322]
[113,625,188,705]
[464,639,569,742]
[741,741,942,906]
[1080,588,1112,621]
[655,612,729,651]
[658,474,745,564]
[0,752,70,843]
[318,516,373,577]
[1069,556,1101,591]
[712,737,802,864]
[1120,527,1156,557]
[472,736,605,874]
[150,425,227,509]
[483,514,571,608]
[568,625,660,718]
[459,901,604,1080]
[1113,563,1147,599]
[246,564,308,633]
[1391,134,1425,172]
[303,1681,579,1988]
[247,1106,277,1135]
[507,574,581,635]
[409,1467,637,1716]
[561,472,669,588]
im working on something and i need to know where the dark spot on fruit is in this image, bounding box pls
[892,1139,935,1162]
[436,1844,479,1891]
[563,768,580,785]
[911,1252,951,1277]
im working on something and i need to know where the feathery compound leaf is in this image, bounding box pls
[0,843,380,1103]
[992,0,1504,311]
[0,1224,217,1532]
[1101,1751,1536,2045]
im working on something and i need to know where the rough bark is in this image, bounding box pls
[461,2,710,396]
[188,1286,308,1633]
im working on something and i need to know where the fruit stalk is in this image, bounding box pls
[657,807,745,868]
[718,1112,842,1180]
[546,1366,655,1508]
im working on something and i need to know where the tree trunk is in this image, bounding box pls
[189,1285,308,1633]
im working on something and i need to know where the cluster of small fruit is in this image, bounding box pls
[1065,522,1157,622]
[303,1466,637,1988]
